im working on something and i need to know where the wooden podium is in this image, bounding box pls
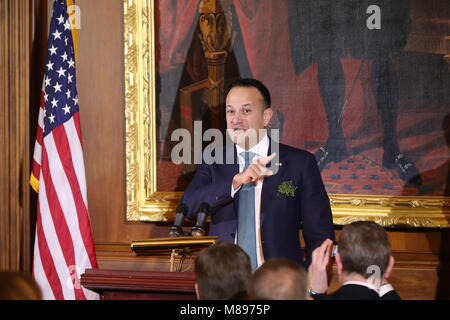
[80,269,197,300]
[80,236,218,300]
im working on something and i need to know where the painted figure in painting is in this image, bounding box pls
[287,0,422,185]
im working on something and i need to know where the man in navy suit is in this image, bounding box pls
[183,78,335,269]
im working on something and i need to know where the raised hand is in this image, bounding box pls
[308,238,334,294]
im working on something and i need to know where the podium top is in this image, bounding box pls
[131,236,218,256]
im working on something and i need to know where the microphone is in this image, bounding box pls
[169,203,188,237]
[191,203,210,237]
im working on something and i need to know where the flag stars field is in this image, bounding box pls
[56,14,65,25]
[49,45,58,55]
[56,67,66,78]
[52,29,62,40]
[48,114,56,123]
[53,82,62,93]
[51,98,58,108]
[63,104,71,114]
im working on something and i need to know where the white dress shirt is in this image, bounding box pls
[231,134,270,268]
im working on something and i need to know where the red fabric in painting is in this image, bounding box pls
[155,0,201,73]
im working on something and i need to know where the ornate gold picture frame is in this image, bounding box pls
[124,0,450,227]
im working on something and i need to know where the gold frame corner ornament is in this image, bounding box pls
[123,0,450,228]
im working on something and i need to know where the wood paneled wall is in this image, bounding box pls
[0,0,33,272]
[14,0,447,299]
[74,0,169,244]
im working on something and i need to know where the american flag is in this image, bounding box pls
[30,0,98,300]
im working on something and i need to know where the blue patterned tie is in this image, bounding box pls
[237,151,258,270]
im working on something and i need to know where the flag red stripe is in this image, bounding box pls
[73,112,83,145]
[39,91,45,109]
[36,126,43,144]
[32,160,41,180]
[41,145,87,300]
[35,203,65,300]
[52,124,97,268]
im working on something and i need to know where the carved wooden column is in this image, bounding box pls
[198,0,233,131]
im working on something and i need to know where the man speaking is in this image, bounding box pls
[182,78,335,269]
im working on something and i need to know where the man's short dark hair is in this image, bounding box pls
[338,221,391,278]
[224,78,271,108]
[248,258,308,300]
[194,242,252,300]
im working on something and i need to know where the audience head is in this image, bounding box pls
[0,272,42,300]
[194,241,252,300]
[248,258,309,300]
[336,221,394,282]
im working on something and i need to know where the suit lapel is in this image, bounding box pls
[227,145,240,211]
[260,141,285,225]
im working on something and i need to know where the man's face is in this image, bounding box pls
[225,86,273,149]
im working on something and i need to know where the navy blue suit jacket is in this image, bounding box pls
[183,140,335,267]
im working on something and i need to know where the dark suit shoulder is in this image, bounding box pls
[278,143,315,160]
[313,284,381,300]
[279,143,311,155]
[276,143,318,176]
[381,290,401,300]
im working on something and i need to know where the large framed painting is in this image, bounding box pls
[124,0,450,227]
